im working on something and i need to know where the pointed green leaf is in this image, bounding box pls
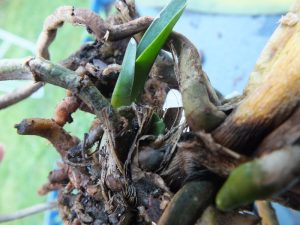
[131,0,187,101]
[111,38,137,108]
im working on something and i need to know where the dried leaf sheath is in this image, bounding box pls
[213,6,300,154]
[244,1,300,96]
[256,106,300,156]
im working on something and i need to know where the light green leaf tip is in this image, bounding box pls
[111,38,137,108]
[149,112,166,136]
[216,161,272,211]
[131,0,188,101]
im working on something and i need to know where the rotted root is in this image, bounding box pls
[138,131,242,189]
[15,118,79,157]
[54,95,81,126]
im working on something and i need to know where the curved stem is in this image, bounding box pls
[171,32,225,132]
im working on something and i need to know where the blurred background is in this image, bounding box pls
[0,0,299,224]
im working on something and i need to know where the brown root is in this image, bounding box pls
[53,95,81,126]
[15,118,79,157]
[36,6,152,59]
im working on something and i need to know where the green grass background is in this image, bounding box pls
[0,1,98,224]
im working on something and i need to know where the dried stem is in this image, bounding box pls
[0,201,57,223]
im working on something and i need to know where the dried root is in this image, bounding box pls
[0,82,43,110]
[37,6,153,59]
